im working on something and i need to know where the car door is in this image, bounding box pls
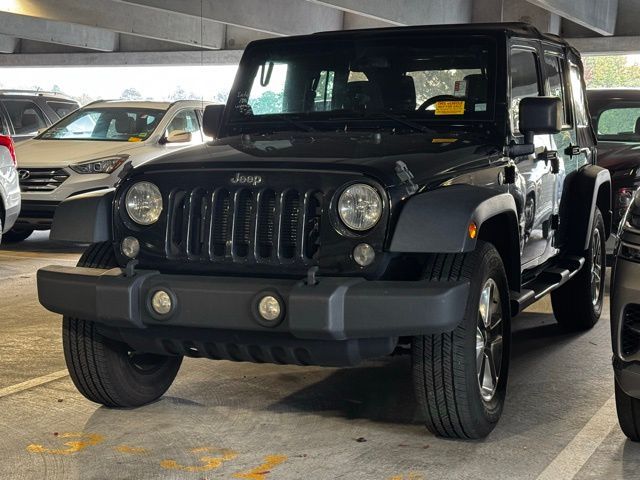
[163,109,203,146]
[541,45,578,255]
[509,43,557,267]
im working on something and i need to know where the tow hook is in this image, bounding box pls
[124,259,139,278]
[306,266,319,286]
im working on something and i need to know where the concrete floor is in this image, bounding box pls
[0,232,638,480]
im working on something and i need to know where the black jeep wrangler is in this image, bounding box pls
[37,23,611,439]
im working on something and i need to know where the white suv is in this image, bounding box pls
[0,134,20,243]
[8,100,214,242]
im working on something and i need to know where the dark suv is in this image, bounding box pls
[37,23,611,439]
[0,90,79,142]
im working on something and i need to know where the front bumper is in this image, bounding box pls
[37,266,470,365]
[612,256,640,398]
[14,200,60,229]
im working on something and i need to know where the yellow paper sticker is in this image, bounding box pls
[435,101,465,115]
[432,138,457,144]
[128,137,142,142]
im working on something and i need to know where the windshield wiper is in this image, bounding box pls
[371,112,436,135]
[268,114,315,132]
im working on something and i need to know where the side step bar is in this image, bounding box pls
[510,256,585,316]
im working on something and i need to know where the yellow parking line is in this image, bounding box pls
[0,370,68,399]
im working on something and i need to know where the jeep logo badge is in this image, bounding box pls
[18,169,30,181]
[230,172,263,186]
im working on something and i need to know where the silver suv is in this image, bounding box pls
[8,100,213,242]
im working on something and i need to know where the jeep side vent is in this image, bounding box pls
[166,186,323,266]
[622,304,640,358]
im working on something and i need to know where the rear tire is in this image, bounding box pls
[616,379,640,442]
[3,227,34,243]
[63,242,182,407]
[551,208,606,331]
[412,241,511,439]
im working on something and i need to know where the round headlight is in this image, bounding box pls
[338,184,382,231]
[125,181,163,226]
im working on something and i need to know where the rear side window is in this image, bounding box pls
[597,107,640,139]
[544,54,570,126]
[1,99,48,136]
[510,49,541,134]
[570,65,589,127]
[47,101,78,119]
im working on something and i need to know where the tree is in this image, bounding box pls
[121,88,143,100]
[583,56,640,88]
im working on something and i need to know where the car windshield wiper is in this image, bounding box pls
[266,114,316,132]
[370,112,436,135]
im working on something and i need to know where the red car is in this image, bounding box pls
[587,89,640,243]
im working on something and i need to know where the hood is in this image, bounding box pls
[138,131,503,188]
[597,141,640,173]
[14,139,148,168]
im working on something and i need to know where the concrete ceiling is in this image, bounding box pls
[0,0,633,66]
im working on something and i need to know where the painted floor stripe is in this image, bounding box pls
[536,394,618,480]
[0,370,68,399]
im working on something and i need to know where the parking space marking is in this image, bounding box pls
[0,370,68,399]
[536,394,618,480]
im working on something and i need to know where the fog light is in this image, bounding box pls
[121,236,140,259]
[258,295,281,322]
[353,243,375,267]
[151,290,173,315]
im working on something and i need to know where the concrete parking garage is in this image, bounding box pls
[0,234,637,479]
[2,1,640,479]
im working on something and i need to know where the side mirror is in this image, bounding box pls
[519,96,562,144]
[203,104,225,139]
[508,96,562,158]
[164,130,192,144]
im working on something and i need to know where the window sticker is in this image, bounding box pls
[128,137,142,142]
[454,80,467,97]
[432,138,457,144]
[475,103,487,112]
[435,101,465,115]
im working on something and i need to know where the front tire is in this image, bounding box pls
[551,208,606,331]
[616,379,640,442]
[63,242,182,407]
[412,241,511,439]
[3,227,34,243]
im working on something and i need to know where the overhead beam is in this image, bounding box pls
[305,0,473,25]
[0,34,18,54]
[117,0,343,36]
[526,0,618,36]
[0,12,118,51]
[567,36,640,55]
[0,50,244,67]
[0,0,225,49]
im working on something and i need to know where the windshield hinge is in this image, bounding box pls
[395,161,419,195]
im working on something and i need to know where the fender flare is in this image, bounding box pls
[389,184,518,253]
[50,189,114,243]
[559,165,611,252]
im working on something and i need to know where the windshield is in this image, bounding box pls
[39,107,166,141]
[596,106,640,141]
[227,35,495,133]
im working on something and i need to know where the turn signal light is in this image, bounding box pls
[468,222,478,239]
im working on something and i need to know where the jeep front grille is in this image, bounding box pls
[166,187,323,265]
[19,168,69,192]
